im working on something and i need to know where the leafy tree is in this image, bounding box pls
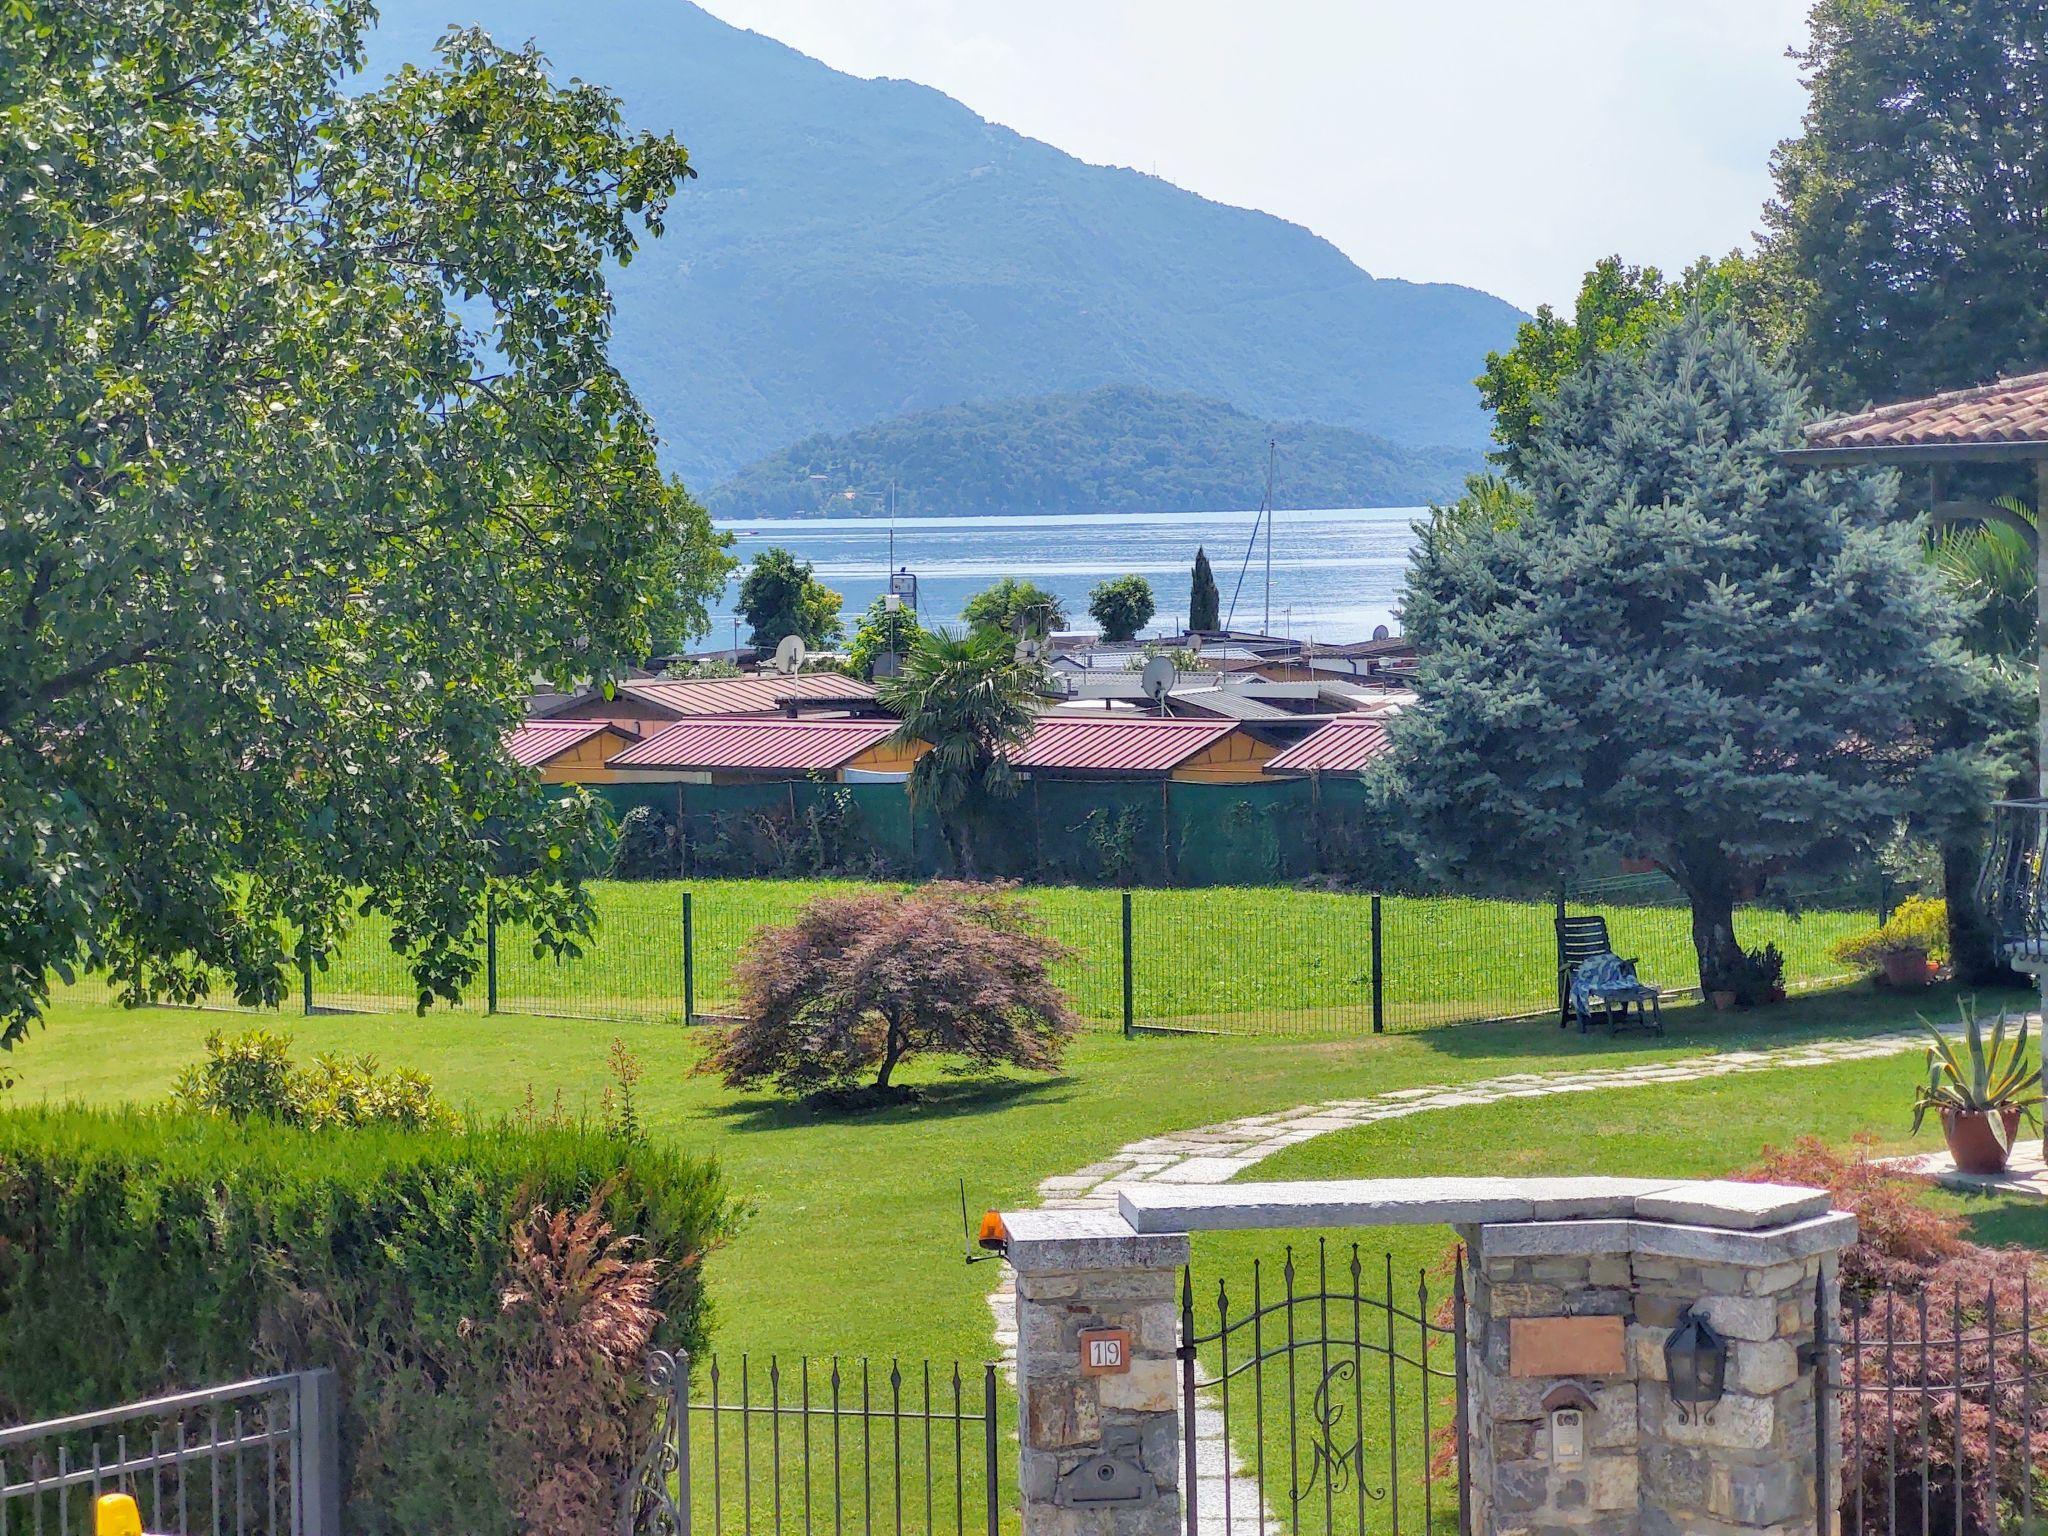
[1188,548,1221,631]
[877,629,1043,875]
[845,597,926,681]
[703,884,1079,1099]
[1392,313,2010,994]
[1088,575,1156,642]
[736,548,843,649]
[1761,0,2048,408]
[0,0,730,1064]
[961,578,1067,639]
[1475,254,1757,480]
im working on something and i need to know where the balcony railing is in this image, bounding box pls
[1978,798,2048,970]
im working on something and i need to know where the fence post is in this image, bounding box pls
[682,890,696,1026]
[982,1363,1000,1536]
[1370,894,1384,1034]
[294,1368,342,1536]
[1878,870,1893,926]
[1554,883,1568,1027]
[484,889,498,1016]
[299,914,314,1017]
[1121,890,1135,1039]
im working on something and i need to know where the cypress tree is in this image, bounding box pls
[1188,547,1221,632]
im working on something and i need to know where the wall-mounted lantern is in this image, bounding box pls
[1664,1310,1727,1421]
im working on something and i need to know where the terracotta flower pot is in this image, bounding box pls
[1709,989,1737,1011]
[1881,947,1932,988]
[1941,1107,2024,1175]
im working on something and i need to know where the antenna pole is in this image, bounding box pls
[1262,438,1275,634]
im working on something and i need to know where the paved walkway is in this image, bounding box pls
[1888,1143,2048,1201]
[989,1027,1929,1535]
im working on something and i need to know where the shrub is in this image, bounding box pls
[0,1106,734,1536]
[171,1028,455,1130]
[1742,1138,2048,1533]
[703,882,1080,1099]
[1832,895,1949,969]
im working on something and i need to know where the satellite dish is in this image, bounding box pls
[1372,623,1391,641]
[772,635,807,674]
[1015,635,1043,664]
[1139,655,1174,705]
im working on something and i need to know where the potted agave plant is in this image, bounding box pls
[1910,1005,2043,1175]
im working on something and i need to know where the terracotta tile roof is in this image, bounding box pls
[553,673,878,719]
[607,717,902,773]
[1017,714,1238,774]
[1265,716,1393,775]
[504,719,622,768]
[1801,370,2048,452]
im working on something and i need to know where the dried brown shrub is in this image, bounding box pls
[495,1196,663,1536]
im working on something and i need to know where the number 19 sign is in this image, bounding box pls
[1078,1327,1132,1376]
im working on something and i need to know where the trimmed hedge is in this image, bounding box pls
[0,1106,735,1535]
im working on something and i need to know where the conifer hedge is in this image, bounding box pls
[0,1107,735,1534]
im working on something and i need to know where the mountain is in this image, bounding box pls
[367,1,1527,488]
[703,385,1480,518]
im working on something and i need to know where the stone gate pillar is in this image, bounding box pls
[1458,1181,1855,1536]
[1006,1174,1855,1536]
[1002,1209,1189,1536]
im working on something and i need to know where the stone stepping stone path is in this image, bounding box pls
[989,1027,1930,1535]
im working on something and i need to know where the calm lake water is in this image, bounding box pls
[705,505,1426,644]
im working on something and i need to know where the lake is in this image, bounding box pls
[704,505,1427,644]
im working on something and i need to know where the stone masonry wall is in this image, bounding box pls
[1464,1224,1841,1536]
[1015,1262,1184,1536]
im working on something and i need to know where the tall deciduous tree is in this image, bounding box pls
[736,548,843,650]
[0,0,731,1062]
[961,578,1066,640]
[1393,313,2011,993]
[704,884,1079,1099]
[845,597,925,681]
[1188,548,1221,632]
[1088,575,1155,643]
[877,630,1042,876]
[1761,0,2048,409]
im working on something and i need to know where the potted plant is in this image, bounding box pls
[1831,895,1946,989]
[1910,1004,2042,1175]
[1731,942,1786,1007]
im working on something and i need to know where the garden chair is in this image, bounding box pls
[1556,914,1663,1034]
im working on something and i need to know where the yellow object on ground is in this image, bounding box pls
[94,1492,143,1536]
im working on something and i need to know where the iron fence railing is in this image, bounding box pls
[1820,1277,2048,1536]
[0,1372,340,1536]
[623,1351,1003,1536]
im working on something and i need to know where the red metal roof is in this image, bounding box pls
[1265,716,1393,775]
[607,717,903,773]
[504,719,621,768]
[1017,714,1238,774]
[615,673,877,717]
[1801,370,2048,453]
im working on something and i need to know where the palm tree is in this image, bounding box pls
[1926,497,2037,984]
[878,628,1044,875]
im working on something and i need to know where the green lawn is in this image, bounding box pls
[12,978,2040,1536]
[272,876,1882,1038]
[14,979,2026,1368]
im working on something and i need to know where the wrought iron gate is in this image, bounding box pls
[624,1351,1002,1536]
[1818,1276,2047,1536]
[1178,1241,1470,1536]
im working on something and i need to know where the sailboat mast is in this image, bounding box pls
[1262,438,1276,633]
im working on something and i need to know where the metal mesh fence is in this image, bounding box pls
[260,869,1891,1039]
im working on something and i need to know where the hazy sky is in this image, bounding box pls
[696,1,1814,315]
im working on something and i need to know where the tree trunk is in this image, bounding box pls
[1942,831,2023,987]
[874,1013,906,1090]
[1675,845,1746,996]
